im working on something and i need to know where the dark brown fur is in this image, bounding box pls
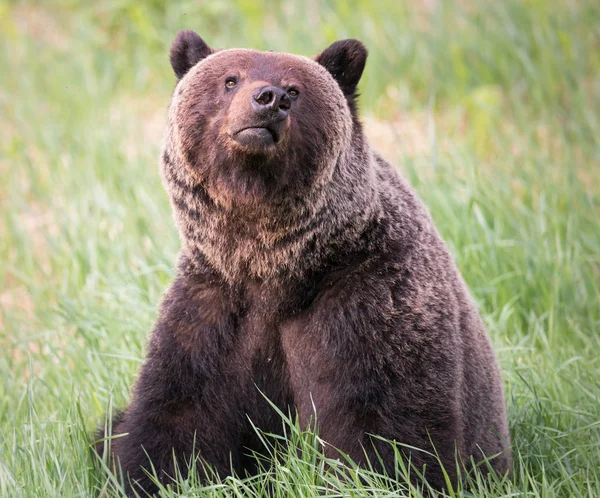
[95,32,511,496]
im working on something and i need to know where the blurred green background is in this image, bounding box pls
[1,0,599,496]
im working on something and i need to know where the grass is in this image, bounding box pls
[1,0,599,496]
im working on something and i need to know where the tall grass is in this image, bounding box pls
[1,0,599,496]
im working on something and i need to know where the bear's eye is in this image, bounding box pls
[288,88,299,99]
[225,77,237,89]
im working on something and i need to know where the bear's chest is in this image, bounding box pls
[226,283,321,414]
[232,280,350,425]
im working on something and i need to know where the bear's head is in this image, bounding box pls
[163,31,368,212]
[161,32,376,281]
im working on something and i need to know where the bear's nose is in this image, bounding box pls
[251,86,291,114]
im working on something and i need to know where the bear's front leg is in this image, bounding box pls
[95,272,247,496]
[281,258,472,491]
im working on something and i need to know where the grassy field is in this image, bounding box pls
[1,0,599,496]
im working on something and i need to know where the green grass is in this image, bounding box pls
[1,0,599,496]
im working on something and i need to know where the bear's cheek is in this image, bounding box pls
[223,84,256,130]
[177,100,231,167]
[288,100,340,157]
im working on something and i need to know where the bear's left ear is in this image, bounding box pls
[170,30,214,79]
[314,39,368,98]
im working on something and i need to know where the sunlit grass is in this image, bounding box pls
[1,0,599,496]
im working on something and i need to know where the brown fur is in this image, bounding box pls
[95,32,511,496]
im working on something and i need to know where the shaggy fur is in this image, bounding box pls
[95,31,511,496]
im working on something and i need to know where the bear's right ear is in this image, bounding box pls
[170,30,213,79]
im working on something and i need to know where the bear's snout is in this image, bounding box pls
[251,86,291,116]
[228,84,291,153]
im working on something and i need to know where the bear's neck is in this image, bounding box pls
[162,145,380,284]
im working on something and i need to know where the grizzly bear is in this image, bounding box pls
[95,30,511,496]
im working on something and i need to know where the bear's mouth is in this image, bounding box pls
[237,126,277,143]
[230,121,286,151]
